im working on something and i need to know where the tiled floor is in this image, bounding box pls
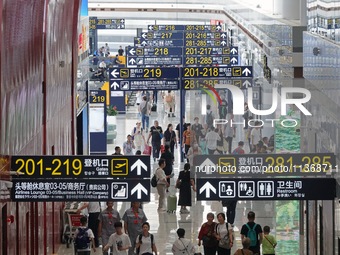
[58,90,301,255]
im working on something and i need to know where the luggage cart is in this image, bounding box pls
[62,202,83,248]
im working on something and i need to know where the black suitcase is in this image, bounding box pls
[151,104,157,112]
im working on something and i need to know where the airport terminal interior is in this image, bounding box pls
[0,0,340,255]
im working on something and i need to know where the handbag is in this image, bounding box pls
[143,144,152,155]
[216,223,231,249]
[165,131,173,146]
[156,128,163,139]
[160,144,165,153]
[175,179,182,189]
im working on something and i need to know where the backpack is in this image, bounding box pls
[136,233,154,255]
[246,223,258,247]
[151,174,157,187]
[232,147,241,154]
[166,94,172,103]
[206,111,213,127]
[75,227,90,250]
[141,102,148,114]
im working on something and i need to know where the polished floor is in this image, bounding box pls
[58,90,305,255]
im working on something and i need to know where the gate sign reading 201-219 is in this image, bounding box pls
[10,155,152,202]
[11,155,150,178]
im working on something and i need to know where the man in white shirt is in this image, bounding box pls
[205,128,221,155]
[76,202,101,247]
[172,228,195,255]
[103,221,131,255]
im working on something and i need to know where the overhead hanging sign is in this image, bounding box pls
[11,179,150,202]
[89,17,125,30]
[147,24,222,31]
[196,178,336,201]
[11,155,151,179]
[193,153,336,178]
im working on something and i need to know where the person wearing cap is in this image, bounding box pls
[132,121,146,151]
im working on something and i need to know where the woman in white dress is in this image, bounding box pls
[131,121,146,151]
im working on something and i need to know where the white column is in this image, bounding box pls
[275,0,301,20]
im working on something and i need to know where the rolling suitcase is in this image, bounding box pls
[167,194,177,213]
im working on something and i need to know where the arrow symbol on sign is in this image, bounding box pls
[216,25,222,31]
[111,69,119,78]
[142,33,147,39]
[242,68,252,76]
[199,181,216,198]
[148,25,153,30]
[221,41,227,46]
[231,48,238,54]
[120,19,125,23]
[242,80,252,88]
[129,58,136,64]
[131,159,147,175]
[129,48,136,55]
[221,33,227,38]
[231,57,238,64]
[141,41,147,46]
[131,183,148,199]
[111,82,119,90]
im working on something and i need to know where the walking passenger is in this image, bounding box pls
[103,221,131,255]
[155,158,170,212]
[262,226,277,255]
[215,212,233,255]
[147,120,163,162]
[139,96,151,130]
[98,201,121,255]
[74,216,96,255]
[135,222,157,255]
[240,211,263,255]
[122,202,148,255]
[172,228,196,255]
[160,144,174,188]
[233,237,253,255]
[163,123,177,154]
[176,163,196,214]
[76,202,101,247]
[198,213,218,255]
